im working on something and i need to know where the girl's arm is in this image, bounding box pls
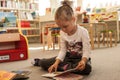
[56,31,67,61]
[82,28,91,60]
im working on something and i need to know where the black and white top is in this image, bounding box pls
[57,25,91,61]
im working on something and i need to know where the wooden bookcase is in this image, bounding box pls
[0,0,40,43]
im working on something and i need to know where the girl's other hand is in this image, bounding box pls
[75,60,86,71]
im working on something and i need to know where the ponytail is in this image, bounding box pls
[55,0,74,21]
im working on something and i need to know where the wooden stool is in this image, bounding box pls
[97,30,117,48]
[46,30,53,50]
[42,23,59,50]
[97,30,108,48]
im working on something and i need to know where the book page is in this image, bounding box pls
[41,73,57,78]
[41,68,77,78]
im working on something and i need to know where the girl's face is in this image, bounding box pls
[56,17,76,35]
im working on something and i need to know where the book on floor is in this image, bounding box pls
[11,70,32,80]
[41,68,83,80]
[0,70,31,80]
[0,70,16,80]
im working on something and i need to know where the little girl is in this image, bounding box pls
[33,1,92,75]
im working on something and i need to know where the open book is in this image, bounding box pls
[41,68,83,80]
[54,73,83,80]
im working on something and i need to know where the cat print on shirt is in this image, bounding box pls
[67,41,83,56]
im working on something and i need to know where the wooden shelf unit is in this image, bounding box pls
[0,0,40,43]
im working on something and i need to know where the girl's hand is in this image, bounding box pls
[75,60,86,71]
[48,59,61,73]
[48,63,58,73]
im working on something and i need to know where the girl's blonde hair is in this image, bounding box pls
[55,1,74,21]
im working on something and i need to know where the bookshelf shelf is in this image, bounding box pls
[19,9,36,11]
[26,35,40,37]
[0,8,18,10]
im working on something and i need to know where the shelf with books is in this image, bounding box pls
[21,28,40,36]
[0,0,38,10]
[18,19,40,43]
[17,0,40,43]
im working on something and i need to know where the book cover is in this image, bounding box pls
[0,70,16,80]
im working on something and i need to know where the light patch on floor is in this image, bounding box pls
[29,46,59,50]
